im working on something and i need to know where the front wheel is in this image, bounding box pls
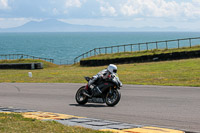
[105,89,121,106]
[75,86,88,105]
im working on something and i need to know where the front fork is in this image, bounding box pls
[108,87,114,96]
[108,86,119,97]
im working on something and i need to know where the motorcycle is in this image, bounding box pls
[75,74,122,106]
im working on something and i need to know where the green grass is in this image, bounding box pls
[81,45,200,60]
[0,58,200,86]
[0,113,110,133]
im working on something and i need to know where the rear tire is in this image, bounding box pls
[75,86,88,105]
[105,89,121,107]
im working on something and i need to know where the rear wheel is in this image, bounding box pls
[75,86,88,105]
[105,89,121,106]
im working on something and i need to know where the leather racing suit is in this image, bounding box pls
[85,69,111,96]
[88,69,111,86]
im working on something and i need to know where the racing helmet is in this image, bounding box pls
[107,64,117,74]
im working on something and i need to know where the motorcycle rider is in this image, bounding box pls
[84,64,118,97]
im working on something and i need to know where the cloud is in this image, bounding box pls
[52,8,59,15]
[65,0,82,8]
[1,0,200,20]
[193,0,200,4]
[96,1,117,17]
[0,0,10,10]
[0,0,200,30]
[182,0,200,18]
[120,0,177,17]
[119,0,200,19]
[100,6,117,16]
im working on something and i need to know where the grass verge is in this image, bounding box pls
[0,58,200,86]
[81,45,200,60]
[0,59,57,68]
[0,113,110,133]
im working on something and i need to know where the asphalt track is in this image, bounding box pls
[0,83,200,132]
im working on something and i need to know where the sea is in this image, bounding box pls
[0,32,200,64]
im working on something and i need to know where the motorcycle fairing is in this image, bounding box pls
[97,82,115,93]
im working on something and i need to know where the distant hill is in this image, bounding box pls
[0,19,181,32]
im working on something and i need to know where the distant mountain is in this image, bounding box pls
[0,19,181,32]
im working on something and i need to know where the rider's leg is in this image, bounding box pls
[84,75,98,96]
[88,76,103,96]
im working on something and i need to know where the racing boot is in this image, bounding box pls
[83,78,96,97]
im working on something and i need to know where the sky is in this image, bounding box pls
[0,0,200,30]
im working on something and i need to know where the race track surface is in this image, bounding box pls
[0,83,200,132]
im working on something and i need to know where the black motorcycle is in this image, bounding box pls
[75,74,122,106]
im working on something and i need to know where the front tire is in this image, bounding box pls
[105,89,121,106]
[75,86,88,105]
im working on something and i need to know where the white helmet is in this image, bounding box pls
[107,64,117,74]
